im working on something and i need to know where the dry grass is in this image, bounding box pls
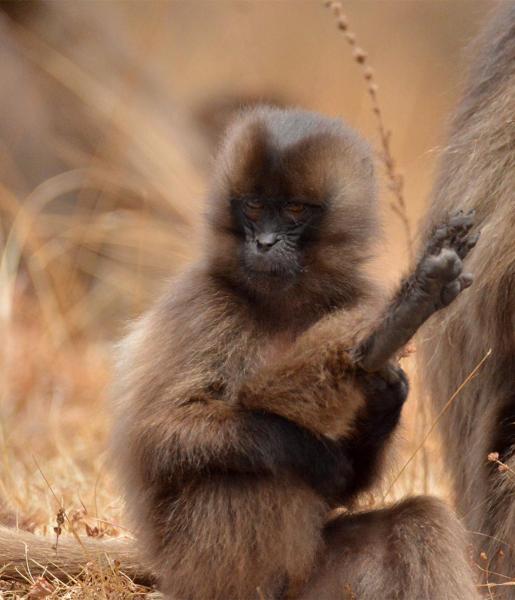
[0,1,490,596]
[0,565,154,599]
[324,0,413,262]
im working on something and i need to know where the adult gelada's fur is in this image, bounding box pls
[111,106,479,600]
[418,5,515,596]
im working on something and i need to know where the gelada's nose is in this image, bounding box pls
[256,232,279,251]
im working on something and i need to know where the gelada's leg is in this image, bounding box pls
[298,496,480,600]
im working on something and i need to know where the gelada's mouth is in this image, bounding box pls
[244,257,301,280]
[248,267,286,278]
[242,246,302,280]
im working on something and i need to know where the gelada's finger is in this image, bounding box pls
[459,273,474,289]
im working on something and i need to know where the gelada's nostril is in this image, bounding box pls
[256,233,278,250]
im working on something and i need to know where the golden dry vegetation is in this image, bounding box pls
[0,1,495,597]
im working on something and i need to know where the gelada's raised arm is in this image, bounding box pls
[353,210,479,372]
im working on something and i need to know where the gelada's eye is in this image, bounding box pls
[284,202,306,216]
[243,199,264,221]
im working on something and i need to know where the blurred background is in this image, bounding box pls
[0,0,497,594]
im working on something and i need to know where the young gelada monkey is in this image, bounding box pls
[111,107,481,600]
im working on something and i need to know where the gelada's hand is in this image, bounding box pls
[357,363,409,409]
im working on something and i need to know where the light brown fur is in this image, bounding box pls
[110,107,480,599]
[418,5,515,596]
[112,269,369,599]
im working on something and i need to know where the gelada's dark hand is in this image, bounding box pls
[357,364,409,410]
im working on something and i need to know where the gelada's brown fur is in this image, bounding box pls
[111,107,479,600]
[418,5,515,596]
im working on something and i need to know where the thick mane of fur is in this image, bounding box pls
[418,5,515,594]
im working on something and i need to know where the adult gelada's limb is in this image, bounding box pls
[298,496,481,600]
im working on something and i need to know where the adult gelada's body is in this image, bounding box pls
[419,5,515,597]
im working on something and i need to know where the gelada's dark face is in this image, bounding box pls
[232,197,324,281]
